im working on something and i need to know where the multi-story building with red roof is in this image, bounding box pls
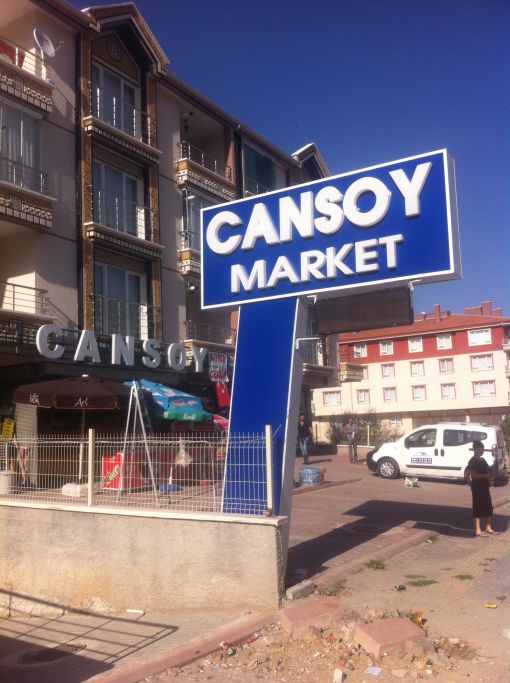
[312,301,510,441]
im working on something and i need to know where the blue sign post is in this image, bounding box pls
[201,149,460,517]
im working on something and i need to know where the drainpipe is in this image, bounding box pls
[75,33,84,330]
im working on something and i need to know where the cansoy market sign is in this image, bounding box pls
[201,150,460,515]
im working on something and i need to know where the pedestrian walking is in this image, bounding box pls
[467,440,498,537]
[297,413,313,465]
[343,418,358,463]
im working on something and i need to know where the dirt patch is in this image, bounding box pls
[148,617,490,682]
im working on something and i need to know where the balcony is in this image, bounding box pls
[299,338,337,386]
[84,88,160,163]
[338,347,366,382]
[183,320,235,360]
[175,142,235,202]
[0,281,49,319]
[0,158,53,231]
[0,36,53,112]
[503,338,510,351]
[244,177,272,197]
[92,294,158,340]
[0,157,49,195]
[85,187,162,258]
[178,230,201,275]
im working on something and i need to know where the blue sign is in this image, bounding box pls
[201,149,460,309]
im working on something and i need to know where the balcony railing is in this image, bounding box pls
[0,281,49,316]
[90,186,154,241]
[300,339,326,366]
[180,229,201,252]
[90,87,154,146]
[185,320,235,346]
[244,177,272,196]
[0,157,49,195]
[177,142,232,181]
[0,35,45,79]
[93,294,158,340]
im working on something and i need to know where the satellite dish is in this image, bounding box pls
[34,28,56,58]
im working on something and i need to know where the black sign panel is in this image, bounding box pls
[315,287,414,335]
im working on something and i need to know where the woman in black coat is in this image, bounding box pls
[467,440,497,537]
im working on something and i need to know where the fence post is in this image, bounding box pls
[87,428,95,507]
[265,424,274,515]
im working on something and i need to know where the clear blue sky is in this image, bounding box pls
[72,0,510,316]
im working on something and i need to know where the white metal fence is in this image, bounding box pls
[0,431,271,515]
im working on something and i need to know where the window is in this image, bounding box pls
[473,380,496,397]
[357,389,370,404]
[184,192,216,251]
[381,363,395,378]
[439,358,454,374]
[468,328,492,346]
[380,340,394,356]
[383,387,396,402]
[243,145,275,194]
[323,391,341,406]
[410,361,424,377]
[353,343,367,358]
[436,333,452,350]
[404,428,437,449]
[92,161,143,237]
[470,354,494,371]
[91,63,140,139]
[0,99,43,192]
[443,429,487,447]
[408,337,423,353]
[362,367,369,380]
[94,263,146,338]
[390,416,402,427]
[412,385,426,401]
[441,383,456,399]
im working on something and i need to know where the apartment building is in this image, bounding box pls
[312,301,510,441]
[0,0,334,414]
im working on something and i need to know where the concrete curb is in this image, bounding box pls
[95,612,276,683]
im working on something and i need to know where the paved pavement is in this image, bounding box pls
[1,449,509,682]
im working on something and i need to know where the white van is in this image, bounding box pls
[367,423,507,483]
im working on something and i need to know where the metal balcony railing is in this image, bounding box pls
[244,176,272,196]
[90,186,154,241]
[180,229,201,252]
[0,35,45,79]
[300,339,327,366]
[185,320,235,345]
[90,87,154,146]
[0,156,49,195]
[93,294,158,339]
[177,142,232,181]
[0,281,49,316]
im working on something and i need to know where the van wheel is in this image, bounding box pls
[378,457,400,479]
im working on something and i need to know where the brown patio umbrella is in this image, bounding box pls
[12,375,131,410]
[12,376,132,483]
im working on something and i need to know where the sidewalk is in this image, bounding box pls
[1,451,509,682]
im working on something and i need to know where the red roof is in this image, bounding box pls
[339,305,510,343]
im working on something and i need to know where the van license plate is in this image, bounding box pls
[411,456,432,464]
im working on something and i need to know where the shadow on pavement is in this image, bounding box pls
[287,500,510,585]
[0,590,179,683]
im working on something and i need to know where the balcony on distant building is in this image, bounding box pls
[0,281,49,317]
[0,157,53,231]
[92,293,158,340]
[84,86,160,163]
[175,141,235,202]
[0,35,53,112]
[85,186,162,258]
